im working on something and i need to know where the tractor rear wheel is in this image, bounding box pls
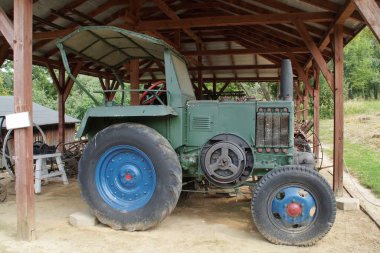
[251,166,336,246]
[79,123,182,231]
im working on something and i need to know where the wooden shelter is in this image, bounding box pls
[0,0,379,241]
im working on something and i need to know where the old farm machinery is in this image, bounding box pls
[57,26,335,246]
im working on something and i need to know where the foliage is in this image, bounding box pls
[344,28,380,100]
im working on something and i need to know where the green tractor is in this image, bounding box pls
[58,26,335,246]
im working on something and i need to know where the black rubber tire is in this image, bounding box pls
[78,123,182,231]
[251,166,336,246]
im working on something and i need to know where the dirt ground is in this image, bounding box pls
[0,172,379,253]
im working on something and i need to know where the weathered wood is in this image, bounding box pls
[289,54,313,96]
[130,59,140,105]
[313,66,320,161]
[333,24,344,196]
[13,0,35,241]
[304,1,357,69]
[303,90,309,121]
[182,47,309,56]
[354,0,380,42]
[0,6,14,48]
[0,40,10,67]
[63,62,83,102]
[137,12,334,30]
[294,20,335,90]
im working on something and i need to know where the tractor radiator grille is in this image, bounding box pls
[191,116,212,131]
[256,111,289,147]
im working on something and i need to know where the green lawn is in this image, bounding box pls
[319,100,380,197]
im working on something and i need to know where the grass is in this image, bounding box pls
[344,99,380,115]
[319,100,380,197]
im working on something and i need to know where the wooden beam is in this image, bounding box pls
[33,28,75,40]
[0,6,14,48]
[354,0,380,42]
[294,20,334,90]
[305,1,357,69]
[13,0,35,241]
[333,24,344,196]
[289,54,313,96]
[181,47,309,56]
[137,12,335,30]
[130,59,140,105]
[63,62,83,102]
[152,0,202,44]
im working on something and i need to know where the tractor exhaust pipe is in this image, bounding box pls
[280,59,293,101]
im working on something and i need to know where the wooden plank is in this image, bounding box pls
[130,59,140,105]
[13,0,35,241]
[333,24,344,196]
[294,20,335,90]
[181,47,309,56]
[137,12,335,30]
[0,6,14,48]
[354,0,380,42]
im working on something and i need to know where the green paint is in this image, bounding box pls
[60,26,297,186]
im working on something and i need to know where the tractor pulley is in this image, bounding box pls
[202,141,246,186]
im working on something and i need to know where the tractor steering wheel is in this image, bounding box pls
[140,80,166,105]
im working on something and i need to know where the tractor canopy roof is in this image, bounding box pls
[57,26,182,70]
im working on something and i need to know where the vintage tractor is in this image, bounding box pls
[58,26,335,246]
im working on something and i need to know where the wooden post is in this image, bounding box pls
[13,0,35,241]
[58,66,65,148]
[313,67,321,161]
[295,81,302,124]
[333,24,344,196]
[130,59,140,105]
[197,69,203,99]
[303,89,309,121]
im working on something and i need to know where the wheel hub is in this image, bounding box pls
[95,145,156,212]
[271,186,316,229]
[287,202,302,217]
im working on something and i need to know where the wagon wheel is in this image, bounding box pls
[140,80,167,105]
[2,124,47,178]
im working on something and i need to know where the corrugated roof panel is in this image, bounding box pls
[0,96,80,128]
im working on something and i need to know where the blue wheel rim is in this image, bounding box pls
[270,186,317,231]
[95,145,156,212]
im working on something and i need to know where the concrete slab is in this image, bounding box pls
[336,197,360,211]
[69,210,98,228]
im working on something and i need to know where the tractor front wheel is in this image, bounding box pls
[251,166,336,246]
[79,123,182,231]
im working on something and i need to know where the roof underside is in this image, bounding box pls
[0,0,373,83]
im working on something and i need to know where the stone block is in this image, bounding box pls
[336,197,360,210]
[69,211,98,228]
